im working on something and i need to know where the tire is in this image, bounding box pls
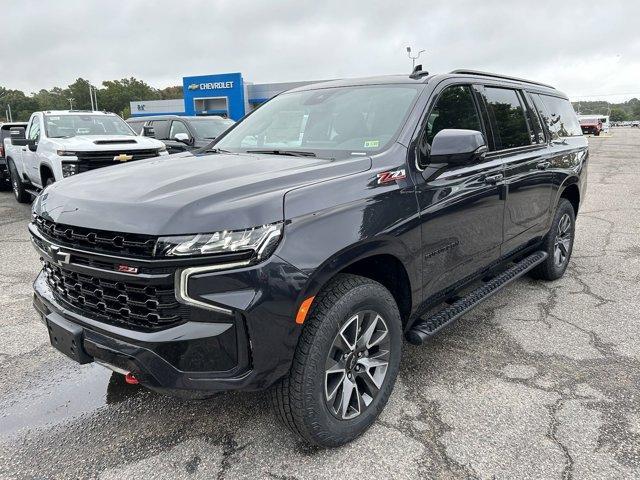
[8,160,30,203]
[531,198,575,280]
[270,273,402,447]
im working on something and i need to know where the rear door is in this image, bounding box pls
[479,85,553,255]
[414,83,506,299]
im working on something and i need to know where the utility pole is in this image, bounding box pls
[406,46,425,69]
[7,103,12,122]
[89,85,95,111]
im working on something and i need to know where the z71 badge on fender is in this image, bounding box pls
[377,169,406,184]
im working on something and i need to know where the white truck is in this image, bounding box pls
[5,110,168,203]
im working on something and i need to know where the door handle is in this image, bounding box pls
[483,173,504,184]
[537,161,551,170]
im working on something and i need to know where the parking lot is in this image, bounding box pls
[0,128,638,479]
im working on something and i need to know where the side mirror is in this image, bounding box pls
[142,125,155,138]
[429,129,487,167]
[27,140,38,152]
[174,132,191,144]
[10,127,26,139]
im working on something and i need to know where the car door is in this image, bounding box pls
[478,85,554,255]
[22,114,42,184]
[413,83,506,300]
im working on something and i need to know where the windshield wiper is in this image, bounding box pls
[205,147,231,153]
[247,149,317,158]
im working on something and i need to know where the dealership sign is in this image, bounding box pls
[188,81,234,91]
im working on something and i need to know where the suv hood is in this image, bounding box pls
[34,152,371,235]
[50,135,163,151]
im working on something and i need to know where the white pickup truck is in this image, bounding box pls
[5,110,168,203]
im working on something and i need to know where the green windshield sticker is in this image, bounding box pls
[364,140,380,148]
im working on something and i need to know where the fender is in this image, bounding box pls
[290,235,420,317]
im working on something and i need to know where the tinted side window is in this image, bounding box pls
[150,120,170,140]
[419,85,483,168]
[484,87,531,150]
[128,121,144,134]
[539,95,582,138]
[522,93,545,144]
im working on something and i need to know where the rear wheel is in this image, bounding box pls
[8,160,30,203]
[531,198,575,280]
[270,274,402,447]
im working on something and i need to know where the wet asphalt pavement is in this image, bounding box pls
[0,129,639,479]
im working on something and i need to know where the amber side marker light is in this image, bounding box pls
[295,296,315,324]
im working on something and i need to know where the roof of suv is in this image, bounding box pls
[288,69,564,97]
[125,115,229,122]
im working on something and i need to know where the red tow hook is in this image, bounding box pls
[124,372,139,385]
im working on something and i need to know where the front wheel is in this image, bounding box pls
[270,274,402,447]
[8,160,30,204]
[531,198,575,280]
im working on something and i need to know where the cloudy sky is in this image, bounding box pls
[3,1,639,101]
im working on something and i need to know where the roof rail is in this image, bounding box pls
[449,69,555,89]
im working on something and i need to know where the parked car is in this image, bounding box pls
[0,122,28,188]
[580,118,602,136]
[30,69,588,447]
[632,121,640,128]
[127,115,235,154]
[6,110,167,203]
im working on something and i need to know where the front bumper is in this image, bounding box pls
[30,223,309,394]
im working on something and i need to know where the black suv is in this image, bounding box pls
[31,69,587,447]
[127,115,235,153]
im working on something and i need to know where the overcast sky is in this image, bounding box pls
[2,1,639,102]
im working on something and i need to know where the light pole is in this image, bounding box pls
[68,97,74,109]
[406,46,425,69]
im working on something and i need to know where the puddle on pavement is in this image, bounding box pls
[0,363,146,439]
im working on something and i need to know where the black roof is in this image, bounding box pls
[288,69,563,97]
[126,115,231,122]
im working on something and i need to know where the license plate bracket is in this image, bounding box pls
[46,314,93,364]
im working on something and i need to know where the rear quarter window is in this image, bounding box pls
[538,95,582,139]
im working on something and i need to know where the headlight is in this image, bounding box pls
[61,163,79,177]
[157,145,167,153]
[57,150,77,157]
[155,223,282,259]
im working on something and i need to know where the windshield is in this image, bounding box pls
[190,117,235,139]
[215,85,421,158]
[44,114,135,138]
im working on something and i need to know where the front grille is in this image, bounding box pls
[75,149,158,172]
[43,261,186,331]
[35,216,157,258]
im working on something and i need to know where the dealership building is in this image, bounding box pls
[130,72,320,121]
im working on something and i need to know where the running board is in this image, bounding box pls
[406,251,548,346]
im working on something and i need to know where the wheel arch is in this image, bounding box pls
[557,179,581,217]
[39,162,55,186]
[295,238,417,327]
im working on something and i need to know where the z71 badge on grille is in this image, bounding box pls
[116,264,139,274]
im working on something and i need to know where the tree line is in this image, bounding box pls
[572,98,640,122]
[1,76,639,123]
[0,77,183,122]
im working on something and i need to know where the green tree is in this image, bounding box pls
[0,87,39,121]
[609,106,628,122]
[99,78,159,117]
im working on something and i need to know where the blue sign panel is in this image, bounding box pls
[182,72,245,120]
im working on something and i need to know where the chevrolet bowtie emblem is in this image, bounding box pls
[114,153,133,162]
